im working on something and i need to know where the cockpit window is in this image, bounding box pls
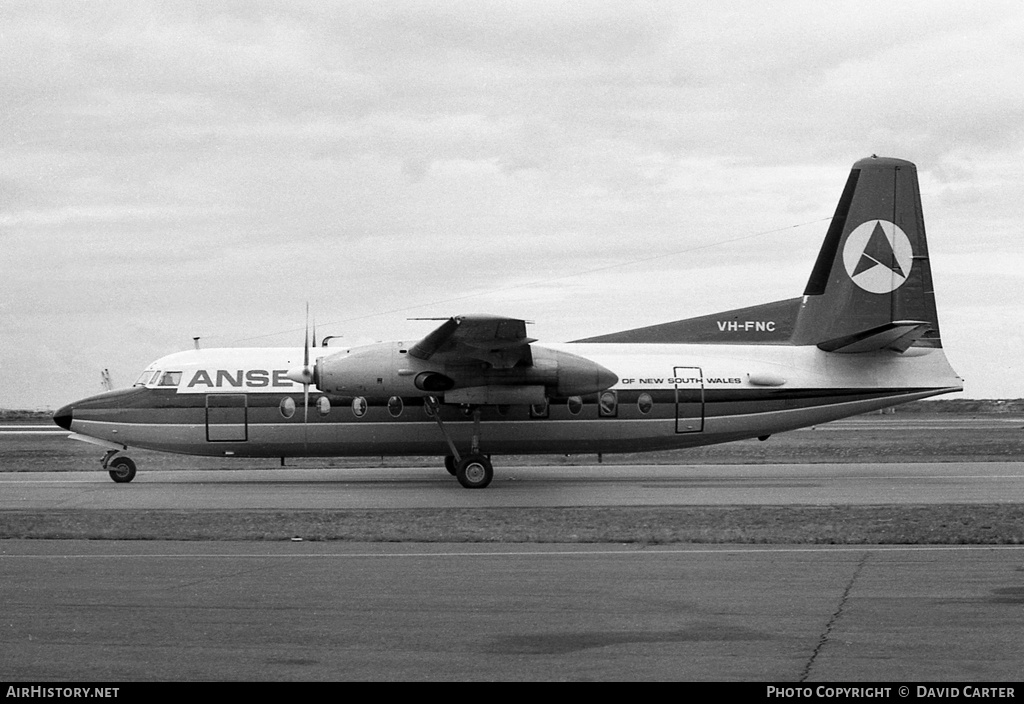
[157,371,182,387]
[133,371,156,387]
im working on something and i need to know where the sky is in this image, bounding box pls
[2,1,1023,409]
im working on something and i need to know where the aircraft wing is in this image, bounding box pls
[409,315,537,369]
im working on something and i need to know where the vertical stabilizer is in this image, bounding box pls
[793,156,941,351]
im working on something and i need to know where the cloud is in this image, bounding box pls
[1,1,1022,407]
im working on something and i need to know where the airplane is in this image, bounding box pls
[53,156,963,488]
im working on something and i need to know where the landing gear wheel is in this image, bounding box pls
[456,454,493,489]
[444,455,458,476]
[108,457,137,483]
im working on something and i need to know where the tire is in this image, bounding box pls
[108,457,137,483]
[456,455,493,489]
[444,455,458,476]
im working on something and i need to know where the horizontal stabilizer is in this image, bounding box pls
[816,321,932,354]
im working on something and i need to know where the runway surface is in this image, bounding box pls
[2,540,1023,681]
[2,462,1022,509]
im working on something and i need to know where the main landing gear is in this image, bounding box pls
[445,453,494,489]
[428,397,494,489]
[102,449,137,483]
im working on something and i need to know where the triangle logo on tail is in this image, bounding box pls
[842,220,913,293]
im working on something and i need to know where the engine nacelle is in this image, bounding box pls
[530,347,619,397]
[315,343,402,395]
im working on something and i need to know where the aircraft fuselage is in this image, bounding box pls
[56,340,960,460]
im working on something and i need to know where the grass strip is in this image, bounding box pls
[1,505,1022,544]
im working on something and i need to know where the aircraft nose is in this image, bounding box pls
[53,404,74,431]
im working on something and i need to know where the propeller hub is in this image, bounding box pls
[285,366,314,385]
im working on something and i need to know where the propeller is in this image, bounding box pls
[303,308,310,427]
[285,305,316,434]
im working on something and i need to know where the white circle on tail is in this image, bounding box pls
[842,219,913,294]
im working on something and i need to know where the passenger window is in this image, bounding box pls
[280,397,296,419]
[637,393,654,415]
[567,396,583,415]
[317,397,330,416]
[530,398,549,419]
[388,396,404,417]
[351,397,367,418]
[599,390,618,417]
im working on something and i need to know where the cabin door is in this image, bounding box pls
[206,394,248,442]
[673,367,704,433]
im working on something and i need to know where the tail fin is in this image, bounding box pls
[791,156,941,352]
[573,156,943,350]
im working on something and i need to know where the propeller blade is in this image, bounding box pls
[286,304,316,387]
[303,379,309,426]
[303,304,310,449]
[304,303,310,370]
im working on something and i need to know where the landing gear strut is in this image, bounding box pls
[428,397,494,489]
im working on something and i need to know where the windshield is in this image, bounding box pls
[157,371,182,387]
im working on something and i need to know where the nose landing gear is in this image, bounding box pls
[102,449,137,483]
